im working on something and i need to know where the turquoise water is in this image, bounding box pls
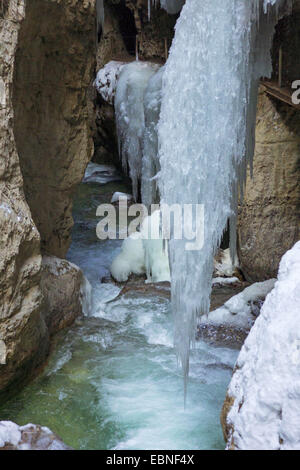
[0,182,238,450]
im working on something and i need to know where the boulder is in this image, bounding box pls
[41,256,91,336]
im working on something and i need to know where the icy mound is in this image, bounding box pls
[115,61,160,201]
[110,210,170,283]
[224,241,300,450]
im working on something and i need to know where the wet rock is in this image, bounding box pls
[41,256,89,336]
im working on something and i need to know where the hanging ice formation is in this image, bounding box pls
[115,61,160,201]
[142,66,165,208]
[96,0,104,34]
[148,0,185,20]
[157,0,292,396]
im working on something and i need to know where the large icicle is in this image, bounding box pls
[158,0,292,395]
[115,62,160,201]
[160,0,185,14]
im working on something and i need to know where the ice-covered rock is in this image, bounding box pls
[94,61,125,105]
[222,241,300,450]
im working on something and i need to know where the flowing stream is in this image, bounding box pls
[0,181,238,450]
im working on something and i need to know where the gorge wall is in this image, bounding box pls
[0,0,96,396]
[13,0,96,258]
[238,4,300,281]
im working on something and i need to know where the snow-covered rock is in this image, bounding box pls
[0,421,70,450]
[222,241,300,450]
[201,279,276,330]
[94,61,125,105]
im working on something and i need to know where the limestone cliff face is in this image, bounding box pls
[13,0,96,258]
[238,91,300,282]
[0,0,48,395]
[0,0,96,396]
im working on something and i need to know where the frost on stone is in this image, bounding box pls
[225,241,300,450]
[157,0,292,391]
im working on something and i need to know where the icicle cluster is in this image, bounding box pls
[157,0,292,397]
[148,0,185,20]
[142,67,165,208]
[115,61,161,201]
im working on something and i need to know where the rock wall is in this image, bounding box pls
[13,0,96,258]
[0,0,48,396]
[238,90,300,282]
[0,0,96,397]
[238,4,300,282]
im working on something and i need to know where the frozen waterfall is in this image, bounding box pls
[157,0,292,395]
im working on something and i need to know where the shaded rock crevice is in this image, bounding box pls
[13,0,97,258]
